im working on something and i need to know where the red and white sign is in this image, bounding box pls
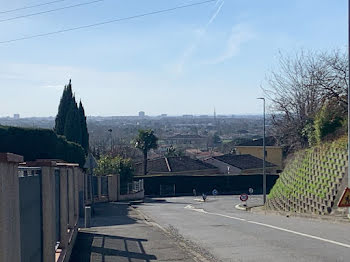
[240,193,249,202]
[338,187,350,208]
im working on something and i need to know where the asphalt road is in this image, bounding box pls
[134,195,350,262]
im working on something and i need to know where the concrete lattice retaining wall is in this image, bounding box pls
[267,137,348,215]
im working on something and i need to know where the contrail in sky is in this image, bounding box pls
[208,0,225,27]
[176,0,225,74]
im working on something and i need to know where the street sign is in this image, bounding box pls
[338,187,350,207]
[212,189,218,196]
[248,188,254,194]
[84,152,98,169]
[240,193,248,202]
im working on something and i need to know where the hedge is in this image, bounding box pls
[0,125,85,167]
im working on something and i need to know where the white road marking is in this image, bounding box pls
[185,204,207,213]
[185,206,350,248]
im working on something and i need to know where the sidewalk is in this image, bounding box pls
[69,202,196,262]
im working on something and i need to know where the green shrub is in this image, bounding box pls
[0,125,85,167]
[314,104,343,144]
[95,155,134,193]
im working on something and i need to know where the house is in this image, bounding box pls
[234,137,283,170]
[134,155,279,196]
[134,156,220,195]
[205,154,278,175]
[134,156,219,177]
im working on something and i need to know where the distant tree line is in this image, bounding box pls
[264,49,348,153]
[55,80,89,154]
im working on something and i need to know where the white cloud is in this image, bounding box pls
[0,63,174,116]
[206,24,255,64]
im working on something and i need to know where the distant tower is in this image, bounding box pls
[139,111,145,117]
[214,107,217,126]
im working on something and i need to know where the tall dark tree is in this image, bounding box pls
[55,80,73,135]
[134,129,158,175]
[64,98,82,145]
[55,79,89,154]
[79,101,89,153]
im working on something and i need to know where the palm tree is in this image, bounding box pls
[135,129,158,175]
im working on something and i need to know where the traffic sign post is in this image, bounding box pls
[338,187,350,208]
[240,193,249,207]
[248,188,253,206]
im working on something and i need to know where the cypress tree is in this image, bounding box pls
[63,97,82,145]
[55,79,89,152]
[55,80,73,135]
[78,101,89,154]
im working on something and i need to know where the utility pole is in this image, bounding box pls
[258,98,266,204]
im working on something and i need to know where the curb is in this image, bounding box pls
[235,204,248,211]
[251,206,350,224]
[129,200,144,206]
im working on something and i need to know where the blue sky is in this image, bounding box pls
[0,0,347,117]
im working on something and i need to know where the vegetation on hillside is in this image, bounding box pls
[267,136,347,214]
[264,49,348,153]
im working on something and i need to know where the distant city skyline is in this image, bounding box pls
[0,0,347,117]
[1,112,263,118]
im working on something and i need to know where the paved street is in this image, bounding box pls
[134,195,350,262]
[70,202,198,262]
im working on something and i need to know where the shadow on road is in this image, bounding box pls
[70,232,156,262]
[71,202,157,261]
[89,202,138,227]
[141,197,191,205]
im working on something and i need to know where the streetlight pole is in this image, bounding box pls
[258,97,266,204]
[347,0,350,218]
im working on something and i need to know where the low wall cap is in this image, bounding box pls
[0,153,24,163]
[21,159,57,167]
[56,162,79,167]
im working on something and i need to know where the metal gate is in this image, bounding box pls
[18,168,43,262]
[92,176,98,198]
[101,176,108,196]
[86,175,92,201]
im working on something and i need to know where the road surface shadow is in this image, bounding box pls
[141,197,191,205]
[71,202,157,261]
[70,232,156,262]
[88,202,138,227]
